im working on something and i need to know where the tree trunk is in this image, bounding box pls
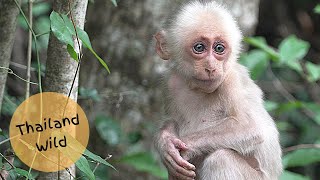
[81,0,260,179]
[38,0,88,179]
[0,0,20,116]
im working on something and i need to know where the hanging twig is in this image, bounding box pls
[66,0,83,99]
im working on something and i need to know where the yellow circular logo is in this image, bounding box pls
[9,92,89,172]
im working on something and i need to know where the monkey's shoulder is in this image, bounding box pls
[232,63,264,102]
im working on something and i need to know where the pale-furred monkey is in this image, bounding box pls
[154,1,282,180]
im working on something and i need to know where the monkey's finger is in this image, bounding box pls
[165,152,196,177]
[164,156,196,179]
[168,150,196,170]
[171,138,188,151]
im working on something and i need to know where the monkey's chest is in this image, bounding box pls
[175,106,227,136]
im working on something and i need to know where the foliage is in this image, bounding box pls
[242,33,320,179]
[49,11,110,73]
[17,1,51,50]
[0,1,116,179]
[75,156,96,180]
[118,152,168,179]
[94,115,167,179]
[314,4,320,14]
[282,149,320,168]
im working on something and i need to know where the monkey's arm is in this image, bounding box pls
[154,121,196,179]
[181,116,263,160]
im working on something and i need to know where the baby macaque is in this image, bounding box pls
[154,1,282,180]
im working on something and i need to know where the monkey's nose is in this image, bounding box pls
[205,68,215,77]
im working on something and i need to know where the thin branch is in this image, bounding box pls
[283,144,320,153]
[35,31,50,37]
[267,64,316,120]
[92,154,112,173]
[64,168,76,179]
[10,61,36,71]
[0,153,15,169]
[13,0,42,94]
[0,138,10,146]
[26,0,33,99]
[0,67,38,85]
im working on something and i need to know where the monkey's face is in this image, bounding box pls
[178,25,232,93]
[155,4,242,93]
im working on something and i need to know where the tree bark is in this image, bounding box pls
[81,0,260,179]
[38,0,88,179]
[0,0,20,116]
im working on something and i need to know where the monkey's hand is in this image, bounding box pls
[180,149,196,162]
[180,137,198,161]
[158,130,196,180]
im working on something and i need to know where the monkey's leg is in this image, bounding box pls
[198,149,263,180]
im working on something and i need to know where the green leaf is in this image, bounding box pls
[110,0,118,7]
[286,61,303,74]
[77,28,110,73]
[282,148,320,168]
[240,50,269,80]
[95,115,121,146]
[50,11,74,46]
[280,171,310,180]
[314,4,320,14]
[302,103,320,125]
[67,44,78,61]
[14,168,34,179]
[119,152,168,179]
[75,156,95,180]
[83,149,116,170]
[278,35,310,64]
[77,28,92,49]
[0,128,3,136]
[88,47,110,73]
[50,11,110,73]
[244,37,279,61]
[264,101,279,112]
[62,14,76,35]
[305,62,320,82]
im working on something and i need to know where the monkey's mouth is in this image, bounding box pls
[193,78,215,85]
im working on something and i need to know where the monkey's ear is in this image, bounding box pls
[155,30,170,60]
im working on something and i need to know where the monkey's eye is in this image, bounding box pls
[214,44,225,54]
[193,43,206,54]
